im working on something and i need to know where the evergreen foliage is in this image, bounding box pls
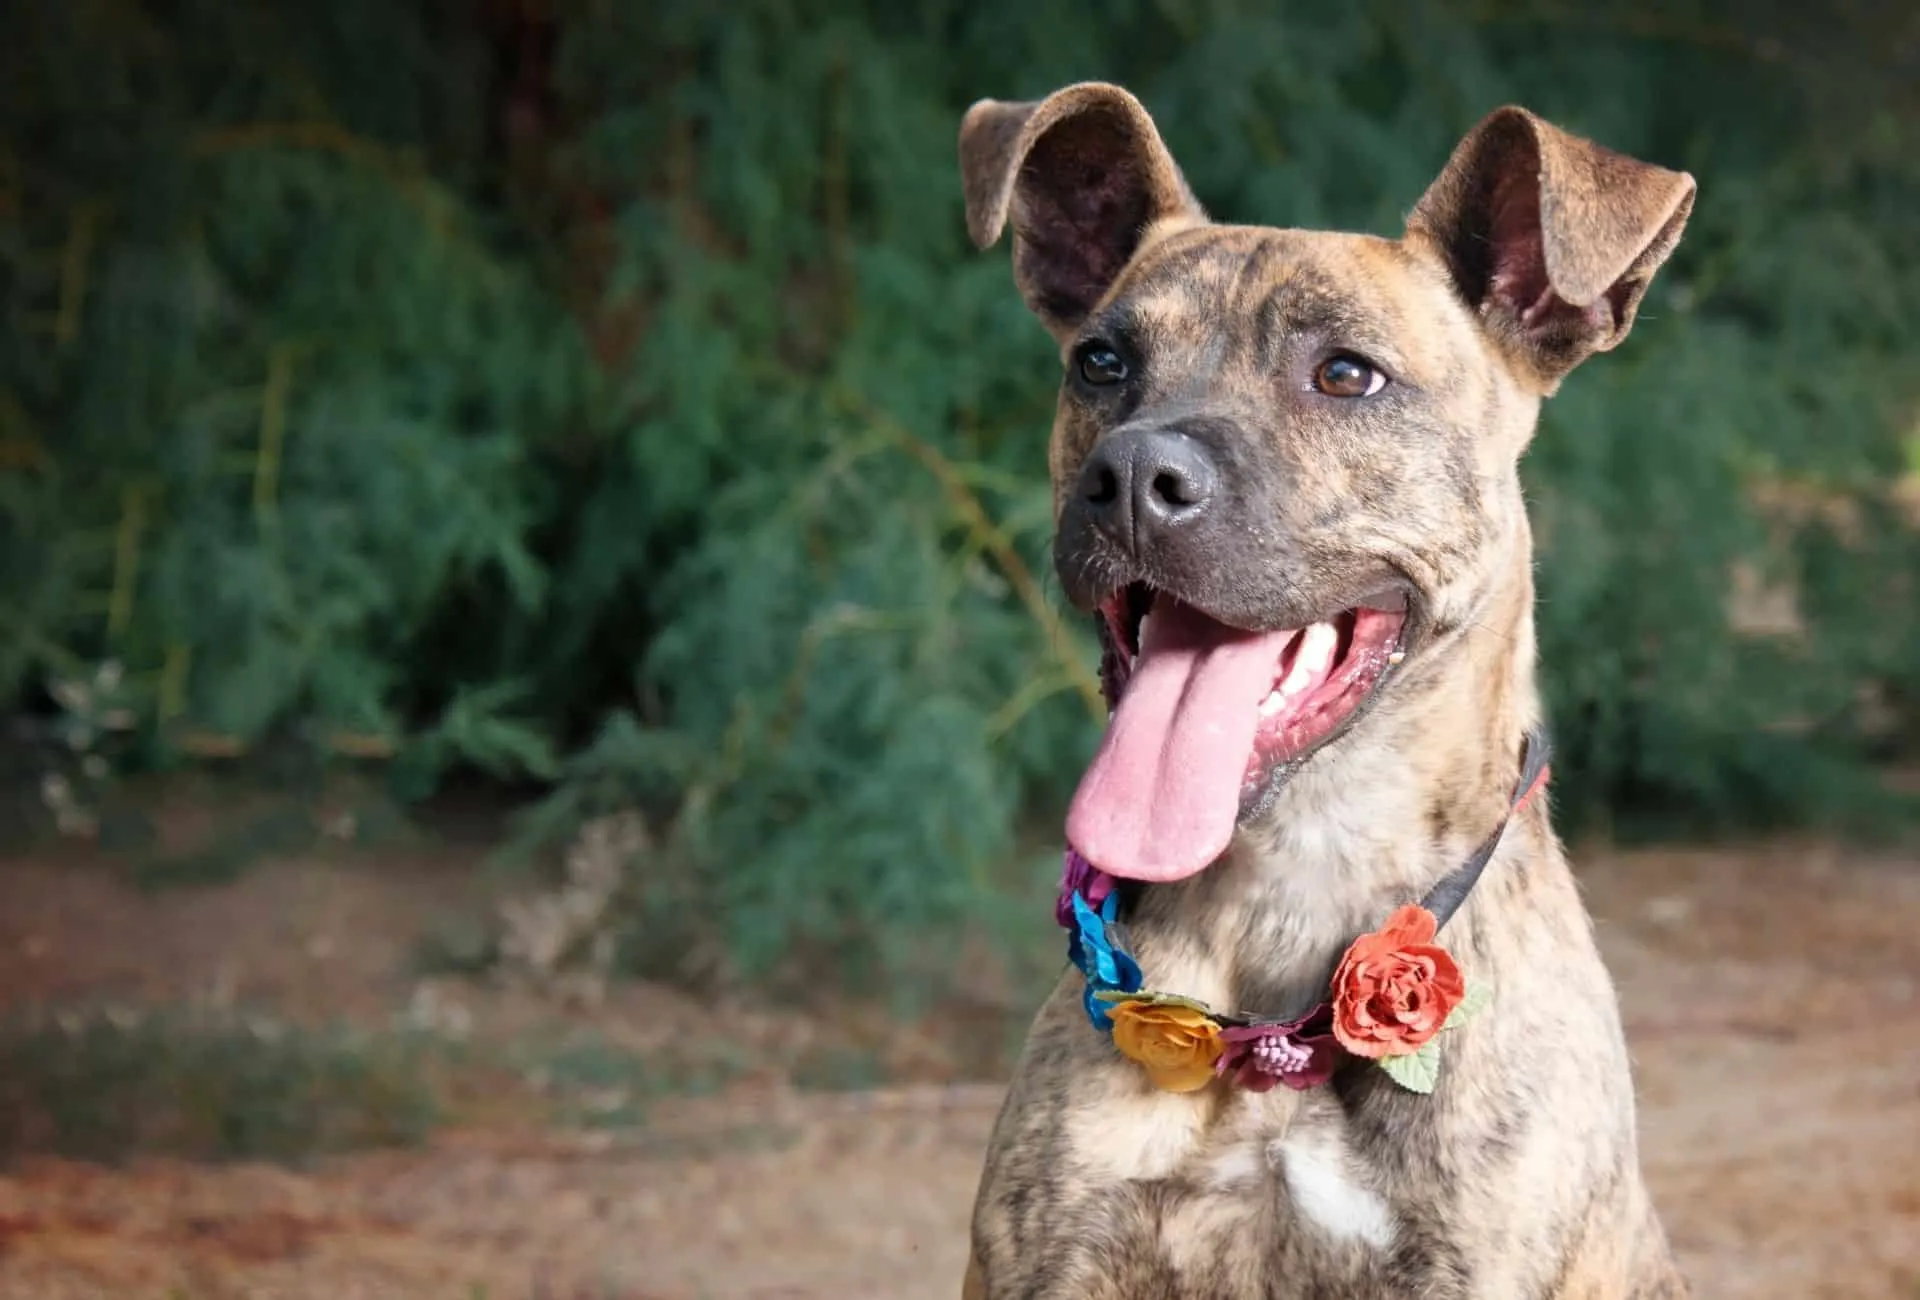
[5,0,1916,993]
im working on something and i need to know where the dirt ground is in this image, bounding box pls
[0,827,1917,1300]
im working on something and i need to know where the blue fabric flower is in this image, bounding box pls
[1067,889,1141,1030]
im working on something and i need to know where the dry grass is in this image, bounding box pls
[0,828,1915,1297]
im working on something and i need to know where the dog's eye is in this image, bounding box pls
[1313,354,1388,398]
[1077,343,1130,387]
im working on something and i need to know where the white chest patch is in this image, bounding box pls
[1270,1131,1397,1250]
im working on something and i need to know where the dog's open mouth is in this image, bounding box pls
[1066,583,1408,885]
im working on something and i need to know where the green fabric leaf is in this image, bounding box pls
[1443,978,1493,1031]
[1377,1041,1442,1094]
[1093,990,1216,1015]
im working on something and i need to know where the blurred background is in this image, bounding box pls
[1,0,1916,1296]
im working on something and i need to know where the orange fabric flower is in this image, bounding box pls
[1330,904,1465,1059]
[1106,998,1225,1092]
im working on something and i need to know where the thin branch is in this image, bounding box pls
[837,390,1104,722]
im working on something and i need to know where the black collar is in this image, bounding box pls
[1421,725,1554,933]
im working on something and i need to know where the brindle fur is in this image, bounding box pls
[956,84,1695,1299]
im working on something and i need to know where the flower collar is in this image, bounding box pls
[1059,728,1552,1096]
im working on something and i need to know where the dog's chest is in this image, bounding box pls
[1109,1109,1394,1289]
[979,1025,1409,1298]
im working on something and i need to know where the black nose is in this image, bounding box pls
[1076,427,1218,552]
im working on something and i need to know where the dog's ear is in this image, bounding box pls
[1407,107,1695,388]
[959,83,1206,337]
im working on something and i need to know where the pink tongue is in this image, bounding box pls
[1066,597,1297,883]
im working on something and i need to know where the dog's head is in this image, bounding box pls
[959,83,1693,884]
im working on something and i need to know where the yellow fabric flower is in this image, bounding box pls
[1106,998,1225,1092]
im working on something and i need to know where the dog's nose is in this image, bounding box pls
[1077,428,1218,551]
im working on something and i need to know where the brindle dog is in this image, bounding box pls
[956,84,1695,1298]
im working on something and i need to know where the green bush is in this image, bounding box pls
[4,1,1916,994]
[0,1009,436,1164]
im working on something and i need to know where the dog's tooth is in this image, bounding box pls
[1258,689,1287,718]
[1279,621,1340,696]
[1303,620,1341,671]
[1136,612,1153,649]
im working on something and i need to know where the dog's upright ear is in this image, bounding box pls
[959,83,1206,337]
[1407,107,1696,389]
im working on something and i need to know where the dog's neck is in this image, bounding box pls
[1120,518,1544,1019]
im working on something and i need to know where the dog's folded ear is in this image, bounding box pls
[959,83,1206,336]
[1408,107,1696,389]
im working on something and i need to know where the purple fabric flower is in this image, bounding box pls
[1217,1006,1341,1092]
[1055,847,1114,928]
